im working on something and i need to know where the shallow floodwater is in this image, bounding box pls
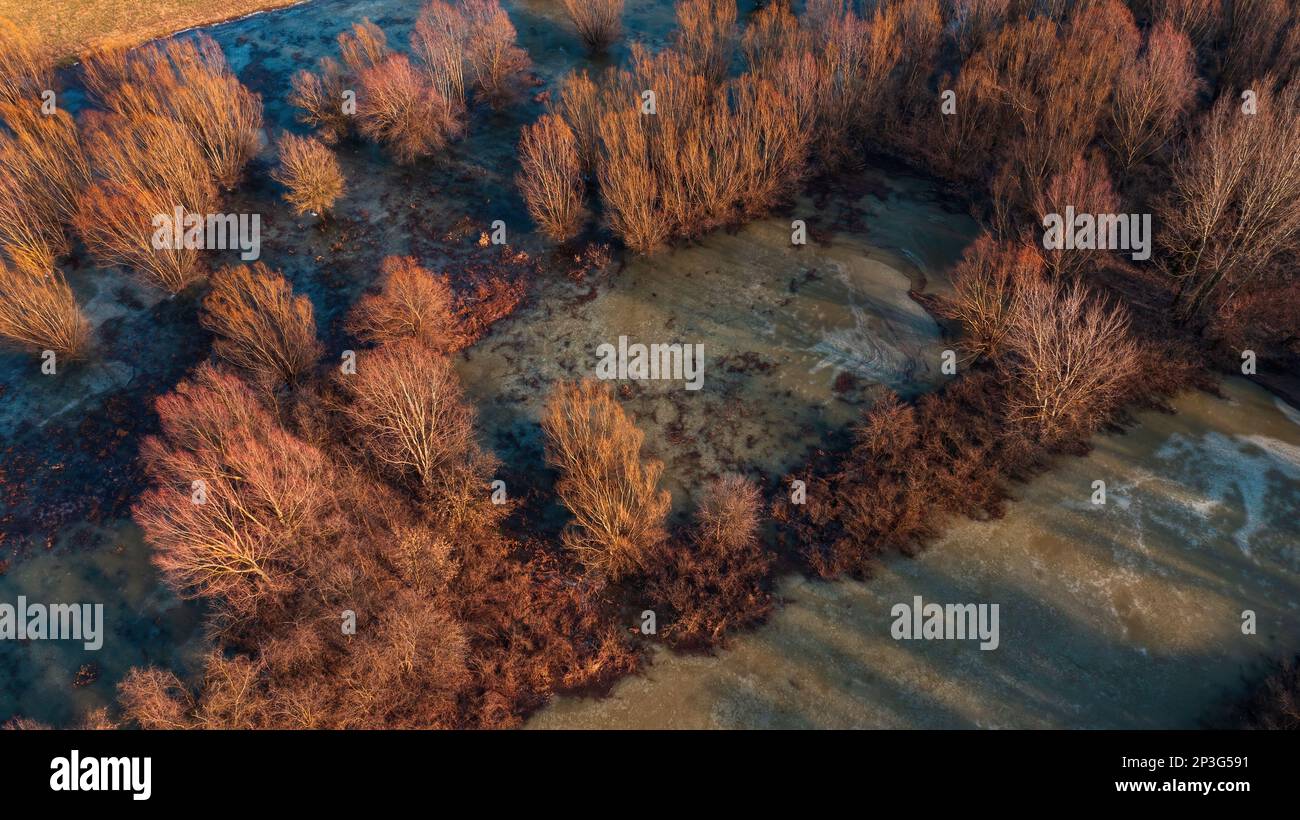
[458,192,975,510]
[531,379,1300,728]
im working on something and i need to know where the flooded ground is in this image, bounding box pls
[531,379,1300,728]
[1,0,1297,728]
[459,191,975,511]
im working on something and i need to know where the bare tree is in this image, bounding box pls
[517,113,587,243]
[273,133,346,216]
[1158,81,1300,322]
[1106,21,1198,172]
[342,341,478,496]
[201,263,323,390]
[135,365,334,616]
[1002,275,1141,442]
[542,379,671,580]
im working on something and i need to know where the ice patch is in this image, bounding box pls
[1154,431,1300,556]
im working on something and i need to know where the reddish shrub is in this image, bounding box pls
[200,263,323,390]
[1032,151,1120,278]
[357,54,459,163]
[340,340,478,497]
[93,36,262,190]
[673,0,737,83]
[346,256,465,351]
[649,475,774,648]
[0,258,89,358]
[412,2,469,113]
[73,180,209,293]
[289,58,354,144]
[937,234,1043,361]
[461,0,530,108]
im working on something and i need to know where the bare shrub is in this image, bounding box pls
[1106,21,1198,172]
[554,69,611,173]
[742,1,811,74]
[338,18,390,74]
[412,2,469,113]
[810,0,902,164]
[778,377,1017,578]
[1222,0,1295,87]
[517,113,586,242]
[937,235,1043,362]
[541,380,670,580]
[0,104,91,266]
[273,133,346,216]
[345,256,465,351]
[135,364,334,617]
[562,0,624,53]
[79,46,131,105]
[200,263,323,390]
[946,0,1011,59]
[1152,0,1223,45]
[289,58,354,144]
[1001,276,1141,443]
[94,36,262,190]
[357,54,458,163]
[0,177,61,275]
[731,75,808,217]
[0,17,52,107]
[461,0,530,108]
[118,667,197,730]
[342,340,477,496]
[0,258,89,358]
[596,110,668,254]
[673,0,737,83]
[649,475,774,648]
[81,111,217,218]
[73,181,208,293]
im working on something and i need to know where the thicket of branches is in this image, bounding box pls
[290,2,530,161]
[113,250,767,727]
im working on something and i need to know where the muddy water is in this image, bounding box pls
[530,379,1300,728]
[0,522,205,726]
[457,185,975,509]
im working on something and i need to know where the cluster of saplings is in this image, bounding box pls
[518,0,1298,332]
[0,17,350,358]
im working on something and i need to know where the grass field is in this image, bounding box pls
[0,0,302,60]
